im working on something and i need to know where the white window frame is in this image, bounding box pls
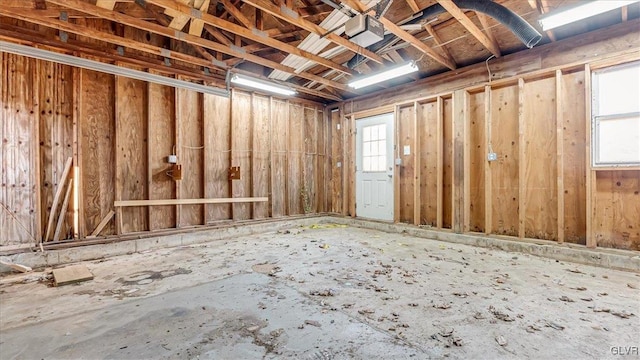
[591,61,640,167]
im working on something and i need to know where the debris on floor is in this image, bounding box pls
[52,264,93,287]
[0,258,32,273]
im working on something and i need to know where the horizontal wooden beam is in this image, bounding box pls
[115,197,269,207]
[1,7,341,100]
[0,24,227,85]
[42,0,349,92]
[241,0,385,64]
[147,0,355,76]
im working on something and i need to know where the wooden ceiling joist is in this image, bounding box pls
[0,23,226,84]
[436,0,502,57]
[41,0,350,92]
[405,0,420,13]
[424,24,456,67]
[0,7,343,100]
[340,0,457,70]
[189,0,211,36]
[241,0,386,64]
[218,0,255,28]
[147,0,355,75]
[476,13,501,54]
[95,0,118,10]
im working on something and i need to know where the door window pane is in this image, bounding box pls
[362,124,387,172]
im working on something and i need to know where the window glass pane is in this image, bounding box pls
[596,62,640,116]
[597,116,640,164]
[370,125,378,141]
[363,126,371,142]
[363,142,371,157]
[377,124,386,140]
[375,155,386,171]
[363,157,371,172]
[378,140,386,156]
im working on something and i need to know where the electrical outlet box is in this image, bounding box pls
[167,154,178,164]
[228,166,240,180]
[487,152,498,161]
[172,164,183,180]
[395,158,402,166]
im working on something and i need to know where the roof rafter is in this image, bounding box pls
[43,0,350,92]
[148,0,355,75]
[436,0,501,57]
[340,0,457,70]
[241,0,386,64]
[424,24,457,67]
[0,6,343,100]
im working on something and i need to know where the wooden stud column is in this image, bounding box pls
[484,85,492,235]
[463,91,471,233]
[518,78,526,239]
[452,90,466,233]
[584,64,597,248]
[556,70,565,243]
[413,102,421,225]
[436,97,444,229]
[72,65,83,239]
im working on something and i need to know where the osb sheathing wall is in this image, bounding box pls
[0,53,331,245]
[333,19,640,251]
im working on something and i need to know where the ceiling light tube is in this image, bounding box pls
[539,0,639,31]
[231,74,296,96]
[348,61,419,89]
[0,40,229,97]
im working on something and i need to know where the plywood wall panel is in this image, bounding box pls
[203,93,231,222]
[523,77,557,240]
[116,76,148,233]
[489,85,519,236]
[419,100,438,226]
[252,95,270,219]
[594,170,640,250]
[468,92,485,232]
[561,71,587,244]
[442,98,453,229]
[231,91,252,220]
[148,81,176,230]
[271,99,288,217]
[80,69,115,236]
[303,107,318,214]
[288,103,303,215]
[398,106,415,223]
[0,54,38,245]
[38,61,74,240]
[177,87,204,225]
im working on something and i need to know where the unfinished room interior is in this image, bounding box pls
[1,0,639,358]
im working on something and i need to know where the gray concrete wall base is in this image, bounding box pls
[0,216,331,274]
[328,216,640,273]
[2,215,638,273]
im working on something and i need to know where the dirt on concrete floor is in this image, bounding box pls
[1,224,639,359]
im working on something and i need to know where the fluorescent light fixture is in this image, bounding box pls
[0,40,229,97]
[231,74,296,96]
[539,0,639,31]
[348,61,419,89]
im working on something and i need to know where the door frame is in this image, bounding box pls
[354,111,396,221]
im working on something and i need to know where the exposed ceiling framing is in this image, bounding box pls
[0,0,636,102]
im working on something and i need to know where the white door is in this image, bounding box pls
[355,113,394,221]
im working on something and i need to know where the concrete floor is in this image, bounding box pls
[1,224,639,359]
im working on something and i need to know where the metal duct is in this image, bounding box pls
[347,0,542,69]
